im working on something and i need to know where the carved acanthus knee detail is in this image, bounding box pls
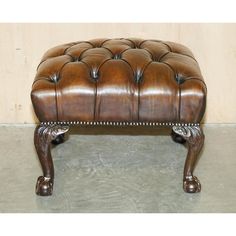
[34,124,69,196]
[172,126,204,193]
[36,124,69,143]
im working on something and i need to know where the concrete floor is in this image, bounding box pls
[0,124,235,213]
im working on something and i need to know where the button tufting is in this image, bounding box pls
[73,57,80,62]
[134,70,142,83]
[50,74,59,83]
[175,74,185,84]
[113,54,121,60]
[152,56,159,62]
[33,38,206,126]
[91,70,99,80]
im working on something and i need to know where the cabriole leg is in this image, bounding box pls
[51,133,65,145]
[172,126,204,193]
[171,129,186,144]
[34,124,69,196]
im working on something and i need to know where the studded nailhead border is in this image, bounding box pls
[41,121,200,127]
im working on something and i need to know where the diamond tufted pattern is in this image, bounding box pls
[31,38,207,123]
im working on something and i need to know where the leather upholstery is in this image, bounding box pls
[31,38,207,123]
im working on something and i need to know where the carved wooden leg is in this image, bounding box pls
[51,133,65,145]
[34,124,69,196]
[172,126,204,193]
[171,129,186,144]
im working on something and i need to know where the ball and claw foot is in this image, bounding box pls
[36,176,53,196]
[183,176,201,193]
[51,134,65,145]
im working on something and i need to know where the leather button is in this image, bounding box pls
[73,57,80,62]
[175,74,185,84]
[91,70,99,80]
[113,54,121,59]
[135,70,142,83]
[50,74,59,83]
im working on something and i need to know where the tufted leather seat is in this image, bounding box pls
[31,38,207,124]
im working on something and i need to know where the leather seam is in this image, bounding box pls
[138,40,149,48]
[119,58,135,77]
[100,39,112,47]
[119,47,134,56]
[184,78,208,91]
[55,82,59,121]
[159,42,173,52]
[97,58,113,71]
[55,61,72,121]
[93,79,97,121]
[137,61,153,121]
[63,42,79,54]
[75,47,94,60]
[158,51,170,61]
[161,42,198,62]
[160,62,176,75]
[83,41,96,47]
[123,38,136,48]
[98,46,114,57]
[32,76,51,85]
[178,82,181,122]
[137,75,140,121]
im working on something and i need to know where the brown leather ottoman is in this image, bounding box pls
[31,38,207,196]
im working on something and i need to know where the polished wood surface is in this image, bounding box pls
[34,124,69,196]
[172,126,204,193]
[51,133,65,145]
[171,130,186,144]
